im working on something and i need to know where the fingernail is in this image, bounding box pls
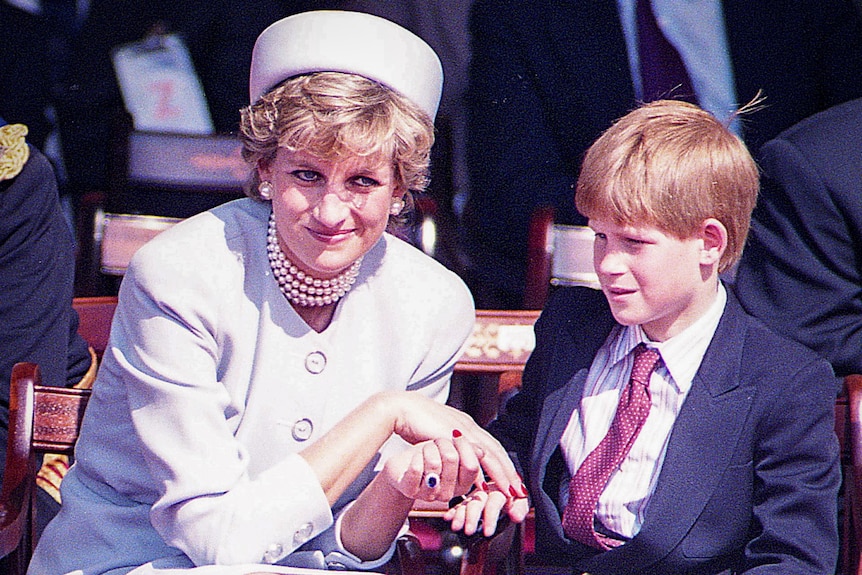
[520,483,528,498]
[482,481,490,492]
[452,429,462,438]
[509,485,519,498]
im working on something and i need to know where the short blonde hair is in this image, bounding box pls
[239,72,435,206]
[575,100,759,272]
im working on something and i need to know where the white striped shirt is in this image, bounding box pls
[560,284,727,539]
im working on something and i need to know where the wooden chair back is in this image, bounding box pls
[0,298,117,573]
[838,375,862,574]
[524,206,599,310]
[0,364,90,575]
[449,309,540,428]
[73,296,119,359]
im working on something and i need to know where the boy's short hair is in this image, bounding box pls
[575,100,759,272]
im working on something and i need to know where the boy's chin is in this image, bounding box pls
[607,307,642,327]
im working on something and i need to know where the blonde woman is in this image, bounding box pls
[29,11,526,575]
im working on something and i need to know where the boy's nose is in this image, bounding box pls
[594,249,626,275]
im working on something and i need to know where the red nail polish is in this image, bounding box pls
[520,483,528,498]
[452,429,462,438]
[509,485,519,498]
[482,481,490,492]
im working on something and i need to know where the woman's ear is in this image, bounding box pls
[257,159,271,182]
[390,190,406,216]
[699,218,728,265]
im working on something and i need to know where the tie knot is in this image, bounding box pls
[631,344,661,385]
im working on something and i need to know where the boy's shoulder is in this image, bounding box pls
[729,290,823,360]
[721,289,837,393]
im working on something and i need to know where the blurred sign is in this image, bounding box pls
[112,33,214,135]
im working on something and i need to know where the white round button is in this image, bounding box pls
[305,351,326,374]
[292,418,314,441]
[262,542,283,563]
[293,522,314,545]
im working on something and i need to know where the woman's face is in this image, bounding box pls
[260,148,402,279]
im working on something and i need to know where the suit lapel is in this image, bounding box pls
[533,368,589,546]
[638,372,753,542]
[535,369,588,474]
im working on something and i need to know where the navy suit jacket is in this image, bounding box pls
[0,142,92,536]
[464,0,862,306]
[489,287,840,574]
[735,97,862,378]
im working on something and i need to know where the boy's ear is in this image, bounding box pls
[699,218,727,266]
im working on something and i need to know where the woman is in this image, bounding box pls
[28,11,526,575]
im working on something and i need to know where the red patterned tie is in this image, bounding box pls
[561,343,661,549]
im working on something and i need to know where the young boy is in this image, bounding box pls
[488,100,840,574]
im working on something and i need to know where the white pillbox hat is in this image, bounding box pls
[249,10,444,121]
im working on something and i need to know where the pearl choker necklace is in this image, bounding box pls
[266,214,362,307]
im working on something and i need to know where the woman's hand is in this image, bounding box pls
[381,435,482,503]
[443,483,531,537]
[376,391,527,507]
[341,435,488,561]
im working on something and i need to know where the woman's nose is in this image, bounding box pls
[312,186,350,225]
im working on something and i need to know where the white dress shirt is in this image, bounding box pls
[561,283,727,538]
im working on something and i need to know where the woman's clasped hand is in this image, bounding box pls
[381,392,530,534]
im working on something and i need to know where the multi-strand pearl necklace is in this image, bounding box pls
[266,213,362,307]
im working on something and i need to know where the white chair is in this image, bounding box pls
[524,206,599,309]
[97,213,182,276]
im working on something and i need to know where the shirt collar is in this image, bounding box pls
[610,283,727,393]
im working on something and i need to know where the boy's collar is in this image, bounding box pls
[612,283,727,391]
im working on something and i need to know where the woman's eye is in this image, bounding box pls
[353,176,380,188]
[292,170,320,182]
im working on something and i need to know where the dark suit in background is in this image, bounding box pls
[0,3,52,149]
[464,0,862,308]
[735,98,862,378]
[489,286,839,574]
[0,138,92,537]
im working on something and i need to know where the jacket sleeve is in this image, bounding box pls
[741,354,840,573]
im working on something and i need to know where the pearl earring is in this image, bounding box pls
[258,180,274,200]
[390,198,404,216]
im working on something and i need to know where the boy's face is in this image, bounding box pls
[589,217,723,342]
